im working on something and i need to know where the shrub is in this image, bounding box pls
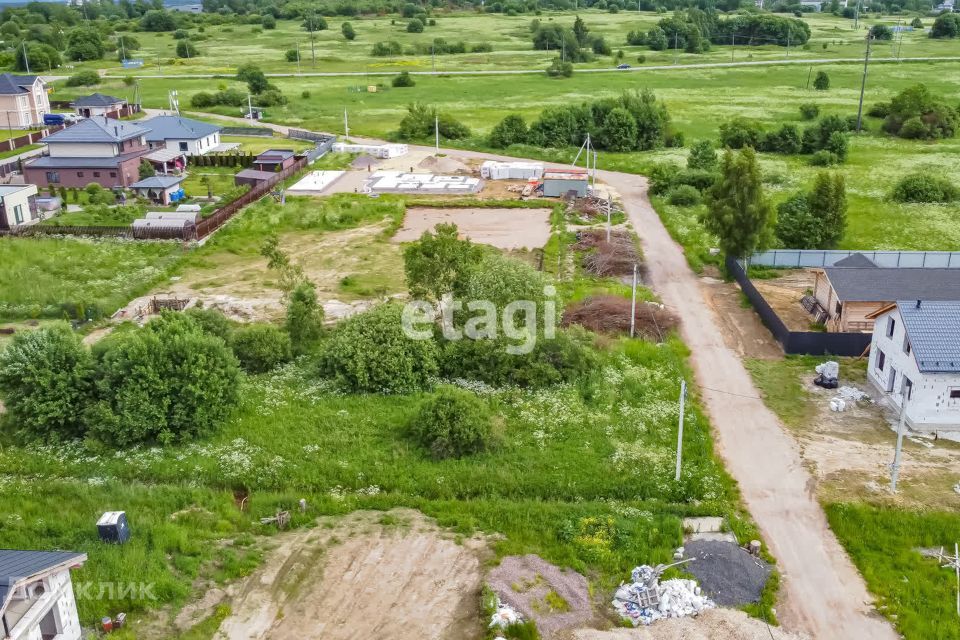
[371,41,402,56]
[597,107,638,152]
[761,124,802,154]
[546,57,574,78]
[825,130,848,162]
[398,103,470,140]
[0,323,93,441]
[910,17,923,28]
[190,91,215,108]
[891,172,960,203]
[775,192,819,248]
[799,103,820,120]
[172,28,189,39]
[65,70,101,87]
[407,18,424,32]
[881,84,957,140]
[931,12,960,38]
[813,71,830,91]
[719,117,764,149]
[809,150,839,166]
[262,15,276,29]
[488,114,528,148]
[674,168,716,191]
[867,101,890,118]
[319,304,438,394]
[869,24,893,40]
[686,139,716,170]
[342,21,356,40]
[285,282,324,355]
[285,48,299,62]
[667,184,701,206]
[231,324,292,374]
[184,307,233,341]
[403,222,481,302]
[392,71,415,87]
[140,9,177,32]
[410,385,493,459]
[470,42,493,53]
[176,40,199,58]
[90,313,241,446]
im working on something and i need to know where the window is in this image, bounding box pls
[179,141,189,151]
[876,349,886,372]
[949,389,960,407]
[45,171,59,184]
[13,204,22,225]
[835,301,842,315]
[901,376,913,401]
[77,171,84,178]
[93,171,101,178]
[886,317,896,338]
[903,335,911,356]
[110,172,117,178]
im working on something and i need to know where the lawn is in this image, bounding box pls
[181,165,239,199]
[0,236,186,320]
[219,135,315,155]
[39,206,144,227]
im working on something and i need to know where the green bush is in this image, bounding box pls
[410,385,493,459]
[285,282,324,355]
[881,84,958,140]
[319,304,438,394]
[891,172,960,203]
[931,12,960,38]
[231,324,292,374]
[89,313,241,445]
[813,70,830,90]
[799,103,820,120]
[407,18,424,32]
[719,117,764,149]
[0,323,93,441]
[285,48,300,62]
[184,307,233,342]
[176,40,199,58]
[65,70,101,87]
[666,184,701,206]
[392,71,416,87]
[397,103,470,140]
[262,15,276,29]
[371,41,403,56]
[808,150,839,166]
[686,140,716,170]
[489,114,529,148]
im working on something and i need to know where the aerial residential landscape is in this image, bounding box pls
[0,0,958,638]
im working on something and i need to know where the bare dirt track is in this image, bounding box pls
[213,509,488,640]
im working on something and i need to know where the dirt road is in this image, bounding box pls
[602,173,898,640]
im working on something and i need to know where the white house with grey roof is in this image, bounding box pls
[866,300,960,433]
[0,549,87,640]
[139,115,222,156]
[72,93,127,118]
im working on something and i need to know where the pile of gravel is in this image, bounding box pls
[683,540,772,606]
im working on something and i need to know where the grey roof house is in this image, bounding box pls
[866,300,960,433]
[0,73,50,127]
[0,549,87,640]
[72,92,127,118]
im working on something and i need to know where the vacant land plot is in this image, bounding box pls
[752,270,818,332]
[393,206,553,249]
[0,236,185,320]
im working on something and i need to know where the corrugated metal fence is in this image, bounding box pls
[751,249,960,269]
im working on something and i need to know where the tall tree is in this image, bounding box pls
[701,147,774,262]
[808,171,847,248]
[572,15,589,46]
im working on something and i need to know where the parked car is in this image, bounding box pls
[616,63,632,70]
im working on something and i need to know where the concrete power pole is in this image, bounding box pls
[890,385,909,492]
[629,263,638,338]
[675,380,687,482]
[855,35,873,134]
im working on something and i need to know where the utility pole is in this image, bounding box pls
[805,65,813,89]
[434,114,439,155]
[629,263,638,338]
[673,33,679,65]
[605,197,611,242]
[890,384,909,492]
[432,43,436,72]
[296,42,301,74]
[786,30,790,58]
[157,55,161,72]
[344,108,348,137]
[896,22,905,60]
[22,42,30,74]
[731,34,735,62]
[854,0,861,30]
[855,35,872,134]
[675,380,687,482]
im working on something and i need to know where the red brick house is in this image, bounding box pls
[23,116,151,189]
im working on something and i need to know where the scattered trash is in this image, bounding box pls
[829,398,847,412]
[954,483,960,495]
[489,595,524,630]
[814,361,839,389]
[612,562,714,626]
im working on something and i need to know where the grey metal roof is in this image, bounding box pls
[140,115,220,142]
[131,175,184,189]
[0,73,37,95]
[824,267,960,302]
[42,117,149,144]
[25,152,146,170]
[73,93,126,108]
[0,550,86,615]
[235,168,276,180]
[255,149,295,161]
[833,252,878,268]
[897,300,960,373]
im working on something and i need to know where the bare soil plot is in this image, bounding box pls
[699,276,783,360]
[393,207,553,250]
[211,509,490,640]
[751,270,817,331]
[572,608,808,640]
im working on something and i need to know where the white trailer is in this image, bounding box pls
[480,161,544,180]
[332,142,409,159]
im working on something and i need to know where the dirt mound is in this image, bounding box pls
[213,509,489,640]
[487,554,594,639]
[563,296,677,341]
[418,154,472,174]
[572,608,808,640]
[683,540,772,606]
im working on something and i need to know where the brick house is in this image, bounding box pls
[23,116,151,189]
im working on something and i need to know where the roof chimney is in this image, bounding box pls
[916,300,922,309]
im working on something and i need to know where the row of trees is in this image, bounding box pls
[628,10,810,52]
[488,89,679,151]
[718,113,851,165]
[191,63,287,109]
[370,38,492,56]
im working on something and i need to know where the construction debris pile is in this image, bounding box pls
[488,595,524,630]
[563,295,677,341]
[574,229,640,277]
[814,361,839,389]
[612,565,715,627]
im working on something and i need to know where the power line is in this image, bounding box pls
[698,385,764,401]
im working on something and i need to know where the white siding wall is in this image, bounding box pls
[868,307,960,432]
[158,131,220,155]
[48,141,118,158]
[0,185,38,227]
[9,570,83,640]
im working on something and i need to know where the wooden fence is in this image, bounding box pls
[0,224,194,240]
[195,157,308,239]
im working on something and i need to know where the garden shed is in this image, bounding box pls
[542,168,589,197]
